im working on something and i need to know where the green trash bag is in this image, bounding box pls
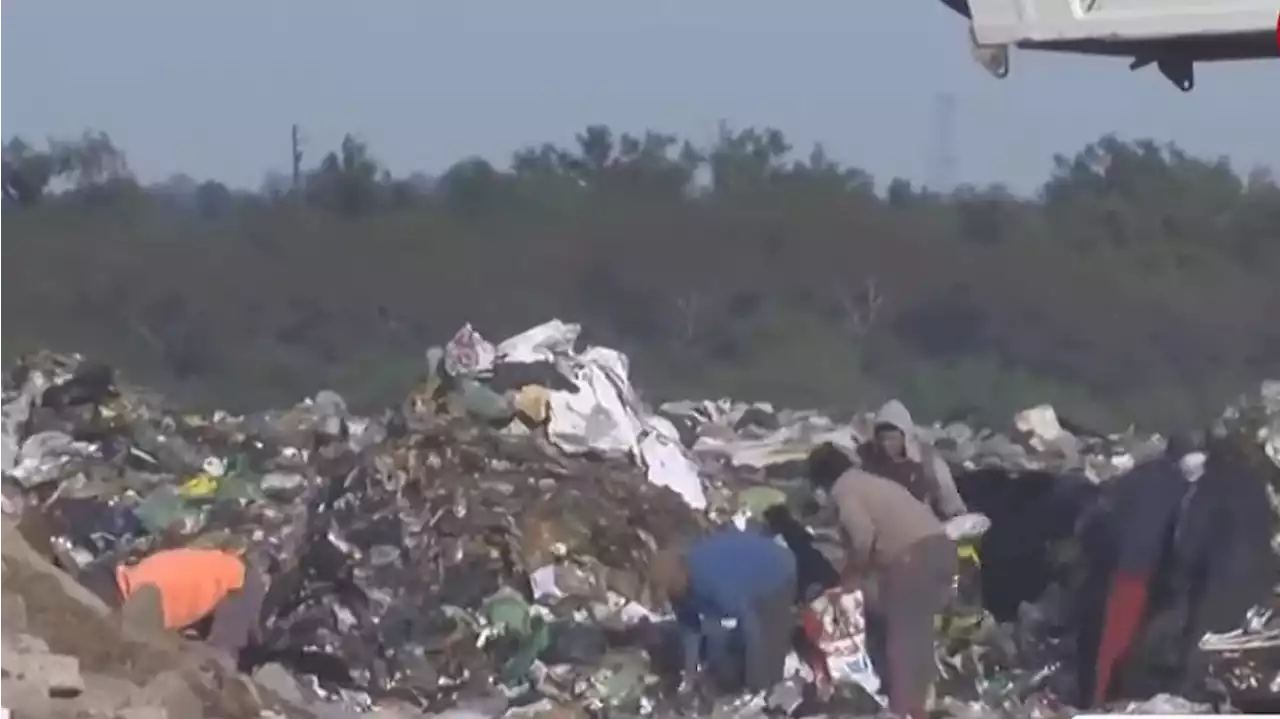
[134,486,203,535]
[483,589,551,686]
[453,379,515,424]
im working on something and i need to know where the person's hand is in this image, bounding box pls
[813,674,836,702]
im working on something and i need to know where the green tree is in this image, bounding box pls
[305,134,387,216]
[2,126,1275,429]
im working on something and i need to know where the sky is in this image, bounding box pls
[2,0,1277,194]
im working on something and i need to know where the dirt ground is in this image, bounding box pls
[3,558,173,681]
[1,518,287,719]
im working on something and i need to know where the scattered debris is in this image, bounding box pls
[3,319,1278,718]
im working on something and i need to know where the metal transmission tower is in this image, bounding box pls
[291,124,305,196]
[931,93,958,192]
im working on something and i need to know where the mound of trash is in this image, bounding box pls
[3,319,1278,718]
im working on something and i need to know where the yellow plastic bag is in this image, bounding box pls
[179,473,219,499]
[512,385,552,425]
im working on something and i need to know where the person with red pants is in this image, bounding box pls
[1077,434,1202,708]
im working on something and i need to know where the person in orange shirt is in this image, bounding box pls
[81,546,266,661]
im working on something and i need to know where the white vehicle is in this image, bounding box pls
[939,0,1278,90]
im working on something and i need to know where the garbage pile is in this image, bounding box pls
[3,318,1279,718]
[663,398,1211,486]
[432,320,706,510]
[1,344,712,716]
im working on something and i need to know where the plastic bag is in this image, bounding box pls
[945,512,992,542]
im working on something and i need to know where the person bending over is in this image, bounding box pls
[82,546,266,665]
[760,503,841,693]
[650,528,797,703]
[808,442,957,719]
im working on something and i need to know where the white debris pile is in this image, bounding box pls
[427,321,1280,714]
[658,381,1280,485]
[924,403,1166,482]
[1227,378,1280,469]
[661,399,857,474]
[435,319,1279,493]
[439,319,707,509]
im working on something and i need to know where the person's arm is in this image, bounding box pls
[839,560,861,591]
[837,493,877,574]
[930,454,968,518]
[206,564,267,654]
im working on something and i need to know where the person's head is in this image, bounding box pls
[761,503,797,538]
[1164,430,1204,460]
[1165,430,1207,482]
[806,442,854,491]
[649,547,691,605]
[873,423,908,460]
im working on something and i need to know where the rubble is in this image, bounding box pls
[664,396,1171,487]
[1,520,294,719]
[2,319,1279,718]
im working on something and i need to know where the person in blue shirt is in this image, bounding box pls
[650,528,798,698]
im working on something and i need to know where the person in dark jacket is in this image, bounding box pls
[808,442,956,719]
[761,503,841,691]
[650,528,797,698]
[1076,435,1202,707]
[1078,431,1276,706]
[1171,433,1275,640]
[857,399,968,520]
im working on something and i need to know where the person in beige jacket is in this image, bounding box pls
[807,442,957,719]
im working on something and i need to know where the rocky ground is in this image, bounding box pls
[2,518,307,719]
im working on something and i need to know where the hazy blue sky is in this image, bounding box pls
[3,1,1277,193]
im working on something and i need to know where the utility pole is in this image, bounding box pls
[291,124,304,196]
[931,93,958,193]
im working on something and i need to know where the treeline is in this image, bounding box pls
[3,127,1278,429]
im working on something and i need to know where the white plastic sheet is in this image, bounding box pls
[489,320,707,509]
[529,565,564,601]
[2,388,40,473]
[691,422,857,470]
[944,512,992,542]
[1116,693,1212,714]
[8,431,97,488]
[1013,404,1065,444]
